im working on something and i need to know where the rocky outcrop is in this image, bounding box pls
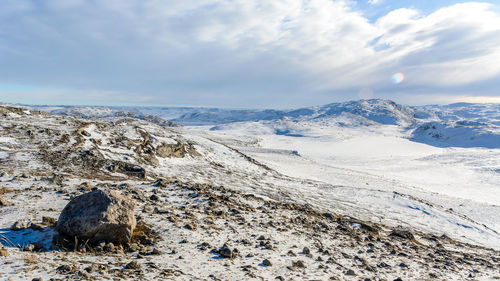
[156,142,196,158]
[56,189,136,244]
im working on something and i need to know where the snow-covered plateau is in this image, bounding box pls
[0,100,499,280]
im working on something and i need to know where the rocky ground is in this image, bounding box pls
[0,106,499,280]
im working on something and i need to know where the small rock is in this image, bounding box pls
[11,220,31,231]
[302,247,310,255]
[391,230,415,240]
[125,261,141,270]
[78,182,92,192]
[293,260,305,268]
[30,223,44,231]
[151,248,162,255]
[50,174,64,186]
[150,194,159,201]
[56,264,78,274]
[345,269,356,276]
[23,244,35,252]
[103,242,115,252]
[184,223,196,230]
[262,259,272,266]
[219,246,234,259]
[41,216,56,227]
[85,263,109,273]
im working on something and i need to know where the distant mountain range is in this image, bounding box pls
[6,99,500,148]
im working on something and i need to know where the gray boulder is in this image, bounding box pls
[56,189,136,244]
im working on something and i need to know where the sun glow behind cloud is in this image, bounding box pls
[0,1,499,107]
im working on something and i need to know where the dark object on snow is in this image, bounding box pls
[391,229,415,240]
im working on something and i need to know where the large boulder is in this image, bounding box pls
[56,189,136,244]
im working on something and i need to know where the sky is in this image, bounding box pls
[1,0,500,108]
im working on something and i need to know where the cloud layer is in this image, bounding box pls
[1,0,499,107]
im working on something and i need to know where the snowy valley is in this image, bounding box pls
[0,100,499,280]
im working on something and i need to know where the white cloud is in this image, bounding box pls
[0,1,499,106]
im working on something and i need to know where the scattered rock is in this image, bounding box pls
[56,189,136,244]
[42,216,57,227]
[11,220,31,231]
[262,259,272,266]
[302,247,310,255]
[156,142,189,158]
[184,223,196,230]
[345,269,356,276]
[125,261,141,270]
[391,230,415,240]
[293,260,305,268]
[23,244,36,252]
[85,263,109,273]
[30,223,44,231]
[50,173,64,186]
[56,264,79,274]
[78,182,92,192]
[215,245,237,259]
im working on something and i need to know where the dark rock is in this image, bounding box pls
[391,229,415,240]
[262,259,272,266]
[42,216,57,227]
[218,246,234,259]
[293,260,305,268]
[125,261,141,270]
[56,264,78,274]
[184,223,196,230]
[345,269,356,276]
[150,194,159,201]
[56,189,136,244]
[85,263,109,273]
[30,223,44,231]
[302,247,310,255]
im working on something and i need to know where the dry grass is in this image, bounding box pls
[0,187,13,194]
[23,253,40,264]
[0,234,17,248]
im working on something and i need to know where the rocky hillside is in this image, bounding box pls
[1,106,499,280]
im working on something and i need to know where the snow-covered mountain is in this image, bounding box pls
[26,99,500,149]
